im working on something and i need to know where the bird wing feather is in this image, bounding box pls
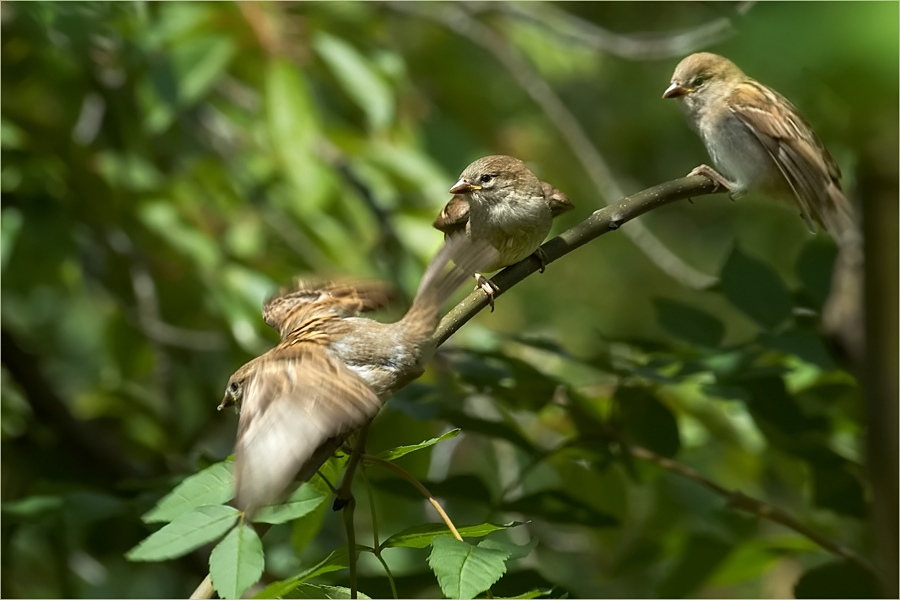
[233,343,381,512]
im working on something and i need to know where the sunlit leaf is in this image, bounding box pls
[127,505,239,561]
[312,32,394,131]
[209,523,264,600]
[428,536,509,599]
[143,461,234,523]
[383,522,526,550]
[252,484,328,525]
[377,428,461,461]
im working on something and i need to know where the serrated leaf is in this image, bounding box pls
[143,461,234,523]
[253,546,360,599]
[495,589,553,599]
[478,537,539,562]
[283,584,372,599]
[383,522,526,549]
[428,536,509,599]
[720,245,792,329]
[654,298,724,348]
[126,505,239,561]
[209,523,264,599]
[252,484,327,525]
[312,32,394,131]
[377,429,461,462]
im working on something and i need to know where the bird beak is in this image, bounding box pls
[449,178,481,194]
[662,81,689,99]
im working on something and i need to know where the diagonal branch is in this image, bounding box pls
[388,1,717,290]
[474,1,756,61]
[624,443,881,578]
[435,174,720,345]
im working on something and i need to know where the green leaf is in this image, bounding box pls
[253,546,357,599]
[428,536,509,599]
[383,522,526,549]
[143,461,234,523]
[252,484,328,525]
[1,494,64,520]
[795,235,838,309]
[209,523,264,600]
[654,298,724,348]
[616,385,681,458]
[794,560,882,598]
[478,537,539,562]
[811,464,867,518]
[283,584,372,599]
[377,429,461,461]
[501,491,618,528]
[442,410,535,454]
[761,328,835,370]
[312,32,394,131]
[720,245,792,329]
[126,505,239,561]
[265,58,323,200]
[657,533,733,598]
[1,208,23,271]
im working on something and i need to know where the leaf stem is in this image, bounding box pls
[363,455,464,542]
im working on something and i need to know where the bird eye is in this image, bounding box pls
[479,174,493,184]
[691,75,708,87]
[229,381,240,392]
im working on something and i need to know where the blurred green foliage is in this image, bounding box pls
[2,2,896,598]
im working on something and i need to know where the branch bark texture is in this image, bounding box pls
[435,174,720,345]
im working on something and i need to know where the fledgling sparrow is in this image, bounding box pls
[664,52,864,362]
[433,155,573,309]
[663,52,857,238]
[222,235,498,514]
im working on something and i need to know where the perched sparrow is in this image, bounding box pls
[663,52,856,237]
[223,235,497,513]
[433,155,572,309]
[664,53,864,362]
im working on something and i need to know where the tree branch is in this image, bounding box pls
[389,1,718,290]
[623,443,881,578]
[435,174,720,345]
[474,2,756,61]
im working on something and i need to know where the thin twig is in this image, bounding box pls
[389,1,717,290]
[363,455,464,542]
[435,174,720,344]
[335,424,371,599]
[189,574,214,600]
[360,468,400,599]
[623,443,881,578]
[476,2,756,61]
[342,496,358,600]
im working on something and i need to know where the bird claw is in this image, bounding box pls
[534,247,549,273]
[688,164,733,194]
[475,273,499,312]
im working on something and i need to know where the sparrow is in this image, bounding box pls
[433,155,573,309]
[663,52,857,238]
[664,52,864,362]
[222,234,498,514]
